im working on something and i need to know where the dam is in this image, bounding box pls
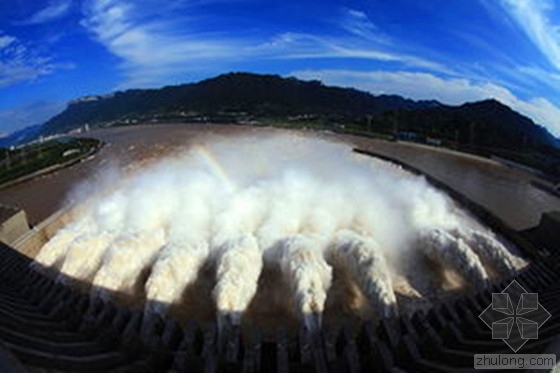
[0,124,558,372]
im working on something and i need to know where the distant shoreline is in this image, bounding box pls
[0,139,102,191]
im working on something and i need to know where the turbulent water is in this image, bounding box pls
[33,133,523,330]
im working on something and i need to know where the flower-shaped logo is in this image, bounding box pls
[479,280,551,352]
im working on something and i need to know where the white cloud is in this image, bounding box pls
[292,69,560,137]
[81,0,454,88]
[0,35,58,87]
[250,32,454,75]
[249,32,389,60]
[0,36,16,49]
[500,0,560,71]
[19,0,72,25]
[512,65,560,93]
[82,0,559,134]
[81,0,239,88]
[511,97,560,137]
[292,69,492,104]
[340,8,382,42]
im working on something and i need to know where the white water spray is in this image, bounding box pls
[34,133,524,329]
[278,234,332,330]
[58,232,116,283]
[34,220,94,270]
[92,230,165,299]
[418,228,489,288]
[329,230,397,318]
[144,241,209,315]
[213,235,263,328]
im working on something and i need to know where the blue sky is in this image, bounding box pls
[2,0,560,137]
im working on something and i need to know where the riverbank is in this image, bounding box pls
[0,138,102,192]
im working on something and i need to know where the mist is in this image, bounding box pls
[34,132,523,330]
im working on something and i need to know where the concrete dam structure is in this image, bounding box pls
[0,126,559,372]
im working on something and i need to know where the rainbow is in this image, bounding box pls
[193,145,236,192]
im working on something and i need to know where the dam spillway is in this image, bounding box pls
[0,126,558,371]
[33,134,524,332]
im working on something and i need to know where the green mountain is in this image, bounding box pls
[366,99,556,150]
[361,99,560,176]
[36,72,559,176]
[10,73,560,177]
[41,72,439,135]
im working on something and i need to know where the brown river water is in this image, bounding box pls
[1,124,558,231]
